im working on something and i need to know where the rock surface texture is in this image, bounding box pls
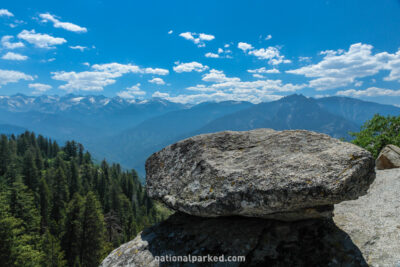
[334,168,400,267]
[146,129,375,220]
[375,144,400,170]
[100,213,367,267]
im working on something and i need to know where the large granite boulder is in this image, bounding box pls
[146,129,375,220]
[376,144,400,170]
[100,213,367,267]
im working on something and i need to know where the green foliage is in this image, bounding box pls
[0,131,168,266]
[350,114,400,157]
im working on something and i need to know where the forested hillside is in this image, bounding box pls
[0,132,170,267]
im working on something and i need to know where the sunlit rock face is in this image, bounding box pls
[146,129,375,220]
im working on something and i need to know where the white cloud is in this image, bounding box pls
[265,34,272,40]
[287,43,400,90]
[201,69,240,83]
[173,61,209,73]
[247,67,280,74]
[117,83,146,98]
[52,62,168,92]
[252,74,265,79]
[205,48,232,59]
[179,32,215,47]
[92,63,169,75]
[298,56,311,62]
[2,52,28,61]
[148,77,165,85]
[178,69,305,103]
[29,83,52,94]
[205,52,219,58]
[336,87,400,97]
[152,68,305,104]
[18,29,66,49]
[1,35,24,49]
[52,70,119,91]
[69,45,87,51]
[168,30,173,34]
[224,44,230,48]
[152,90,283,104]
[0,9,13,17]
[239,42,291,65]
[238,42,253,51]
[198,33,214,41]
[39,13,87,33]
[0,69,34,86]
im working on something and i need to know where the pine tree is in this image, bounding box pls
[41,229,66,267]
[22,149,39,192]
[69,161,82,197]
[81,192,106,267]
[39,178,51,233]
[62,193,84,267]
[51,168,69,237]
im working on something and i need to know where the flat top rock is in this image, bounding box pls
[334,168,400,267]
[146,129,375,219]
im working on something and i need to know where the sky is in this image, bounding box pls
[0,0,400,106]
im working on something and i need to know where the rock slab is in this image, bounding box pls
[334,168,400,267]
[146,129,375,220]
[376,144,400,170]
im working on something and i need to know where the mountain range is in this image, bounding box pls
[0,93,399,177]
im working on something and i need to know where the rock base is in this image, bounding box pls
[101,213,367,267]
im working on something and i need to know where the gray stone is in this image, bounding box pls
[146,129,375,220]
[376,144,400,170]
[334,168,400,267]
[100,213,367,267]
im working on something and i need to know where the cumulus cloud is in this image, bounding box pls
[29,83,52,94]
[52,62,169,92]
[265,34,272,40]
[177,69,305,103]
[152,90,283,104]
[69,45,87,51]
[0,9,13,17]
[205,48,232,59]
[152,68,305,104]
[287,43,400,90]
[0,69,34,86]
[336,87,400,97]
[148,77,165,85]
[238,42,253,51]
[238,42,291,65]
[179,32,215,47]
[2,52,28,60]
[201,69,240,83]
[39,13,87,33]
[18,29,66,49]
[1,35,24,49]
[247,67,280,74]
[173,61,209,73]
[205,52,219,58]
[168,30,173,34]
[117,83,146,98]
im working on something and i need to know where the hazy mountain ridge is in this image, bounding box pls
[0,93,399,177]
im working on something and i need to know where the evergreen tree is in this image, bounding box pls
[42,229,67,267]
[39,177,52,233]
[62,193,84,267]
[81,192,106,267]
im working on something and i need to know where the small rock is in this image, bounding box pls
[376,144,400,170]
[146,129,375,220]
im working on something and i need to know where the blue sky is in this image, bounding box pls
[0,0,400,105]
